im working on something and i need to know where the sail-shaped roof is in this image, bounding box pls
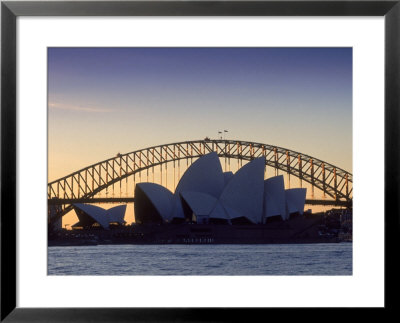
[180,191,218,216]
[174,152,225,198]
[209,201,230,220]
[73,203,127,229]
[223,171,234,185]
[73,203,110,229]
[285,188,307,215]
[135,183,174,223]
[264,175,288,221]
[171,152,225,219]
[264,191,282,220]
[132,151,307,226]
[218,157,265,224]
[106,205,127,224]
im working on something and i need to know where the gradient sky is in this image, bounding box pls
[48,47,352,225]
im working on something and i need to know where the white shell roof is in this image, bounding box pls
[106,205,126,223]
[172,152,225,219]
[264,175,288,220]
[223,171,234,185]
[221,203,244,221]
[180,191,218,216]
[264,191,282,220]
[175,152,225,198]
[73,203,110,229]
[209,201,230,219]
[132,152,307,225]
[136,183,174,221]
[285,188,307,215]
[218,157,266,224]
[170,195,185,220]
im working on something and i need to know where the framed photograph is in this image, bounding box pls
[1,0,398,321]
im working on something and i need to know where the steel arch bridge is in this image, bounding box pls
[48,139,352,221]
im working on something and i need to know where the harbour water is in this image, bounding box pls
[48,243,352,275]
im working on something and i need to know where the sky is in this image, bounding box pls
[48,47,352,226]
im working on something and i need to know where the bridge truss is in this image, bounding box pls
[48,140,353,220]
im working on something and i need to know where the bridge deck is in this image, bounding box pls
[48,197,351,207]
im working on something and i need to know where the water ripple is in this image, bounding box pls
[48,243,352,276]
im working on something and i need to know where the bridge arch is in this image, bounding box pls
[48,140,352,218]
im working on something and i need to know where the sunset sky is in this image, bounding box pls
[48,47,352,226]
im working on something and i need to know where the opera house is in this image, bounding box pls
[135,152,306,225]
[48,153,340,245]
[72,204,126,229]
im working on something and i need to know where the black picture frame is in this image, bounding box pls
[1,0,399,321]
